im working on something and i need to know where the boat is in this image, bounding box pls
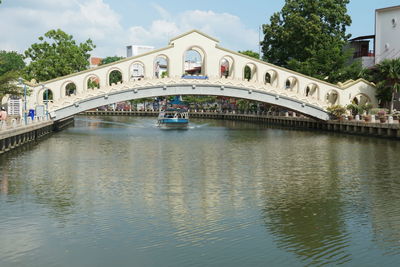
[157,108,189,129]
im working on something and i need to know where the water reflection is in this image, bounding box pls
[1,116,400,266]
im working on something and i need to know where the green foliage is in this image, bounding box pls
[24,29,95,82]
[364,58,400,113]
[327,105,347,118]
[261,0,361,83]
[161,71,168,78]
[87,78,99,89]
[346,103,362,116]
[0,71,26,99]
[239,50,260,60]
[99,56,123,66]
[0,51,25,76]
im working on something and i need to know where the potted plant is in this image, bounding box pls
[327,105,347,120]
[378,110,386,123]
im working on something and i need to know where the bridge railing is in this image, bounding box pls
[0,115,50,132]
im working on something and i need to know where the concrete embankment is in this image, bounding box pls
[0,117,74,154]
[81,110,400,140]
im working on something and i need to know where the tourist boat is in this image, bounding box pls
[157,108,189,129]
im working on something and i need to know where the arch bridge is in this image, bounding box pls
[24,30,377,121]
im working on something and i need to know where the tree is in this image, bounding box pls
[24,29,95,82]
[0,51,26,99]
[99,56,124,85]
[0,71,24,99]
[366,58,400,114]
[0,51,25,76]
[239,50,260,60]
[261,0,361,83]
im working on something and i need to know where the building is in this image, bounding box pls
[348,5,400,68]
[126,45,154,58]
[89,57,102,68]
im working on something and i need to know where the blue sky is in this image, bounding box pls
[0,0,399,58]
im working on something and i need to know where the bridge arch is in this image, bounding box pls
[265,70,278,87]
[352,93,371,105]
[183,46,206,76]
[326,89,340,105]
[49,83,330,121]
[154,54,169,78]
[285,76,299,93]
[220,56,234,78]
[107,68,123,85]
[130,61,145,81]
[37,87,54,105]
[305,83,319,100]
[243,63,257,82]
[60,80,78,97]
[84,74,100,90]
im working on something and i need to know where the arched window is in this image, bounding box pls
[43,89,53,102]
[220,56,234,78]
[65,82,76,96]
[326,90,339,105]
[131,62,145,80]
[184,49,203,76]
[87,76,100,90]
[285,77,298,92]
[306,86,310,96]
[109,69,123,85]
[243,63,257,81]
[154,55,168,78]
[265,73,271,84]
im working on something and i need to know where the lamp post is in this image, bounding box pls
[18,77,28,125]
[42,85,48,119]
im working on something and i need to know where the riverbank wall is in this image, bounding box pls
[0,116,74,154]
[81,110,400,140]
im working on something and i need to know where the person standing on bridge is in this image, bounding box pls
[0,107,7,122]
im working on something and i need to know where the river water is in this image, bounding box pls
[1,116,400,266]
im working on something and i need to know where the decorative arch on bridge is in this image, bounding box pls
[220,56,234,78]
[243,63,257,82]
[37,87,53,105]
[352,93,371,105]
[154,55,169,78]
[85,74,100,90]
[305,83,319,100]
[326,89,340,105]
[265,70,278,87]
[184,46,205,76]
[62,81,77,97]
[108,68,123,85]
[285,76,299,93]
[130,61,145,80]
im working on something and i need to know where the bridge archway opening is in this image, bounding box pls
[86,75,100,90]
[42,89,53,104]
[265,70,278,87]
[130,62,145,81]
[243,63,257,81]
[352,94,371,105]
[285,77,298,92]
[108,69,123,85]
[65,82,77,96]
[326,90,339,105]
[154,55,169,78]
[220,56,234,78]
[184,48,204,76]
[305,83,319,99]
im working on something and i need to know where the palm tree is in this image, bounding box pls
[370,58,400,114]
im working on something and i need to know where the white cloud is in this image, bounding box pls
[0,0,258,58]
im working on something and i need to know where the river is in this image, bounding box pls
[1,116,400,266]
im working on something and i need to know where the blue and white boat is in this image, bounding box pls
[157,109,189,129]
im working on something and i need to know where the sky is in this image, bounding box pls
[0,0,399,58]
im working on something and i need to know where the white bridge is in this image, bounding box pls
[24,30,378,121]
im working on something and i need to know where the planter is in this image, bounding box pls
[364,115,371,122]
[379,117,387,123]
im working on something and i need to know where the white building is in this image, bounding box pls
[348,5,400,68]
[126,45,154,58]
[375,5,400,64]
